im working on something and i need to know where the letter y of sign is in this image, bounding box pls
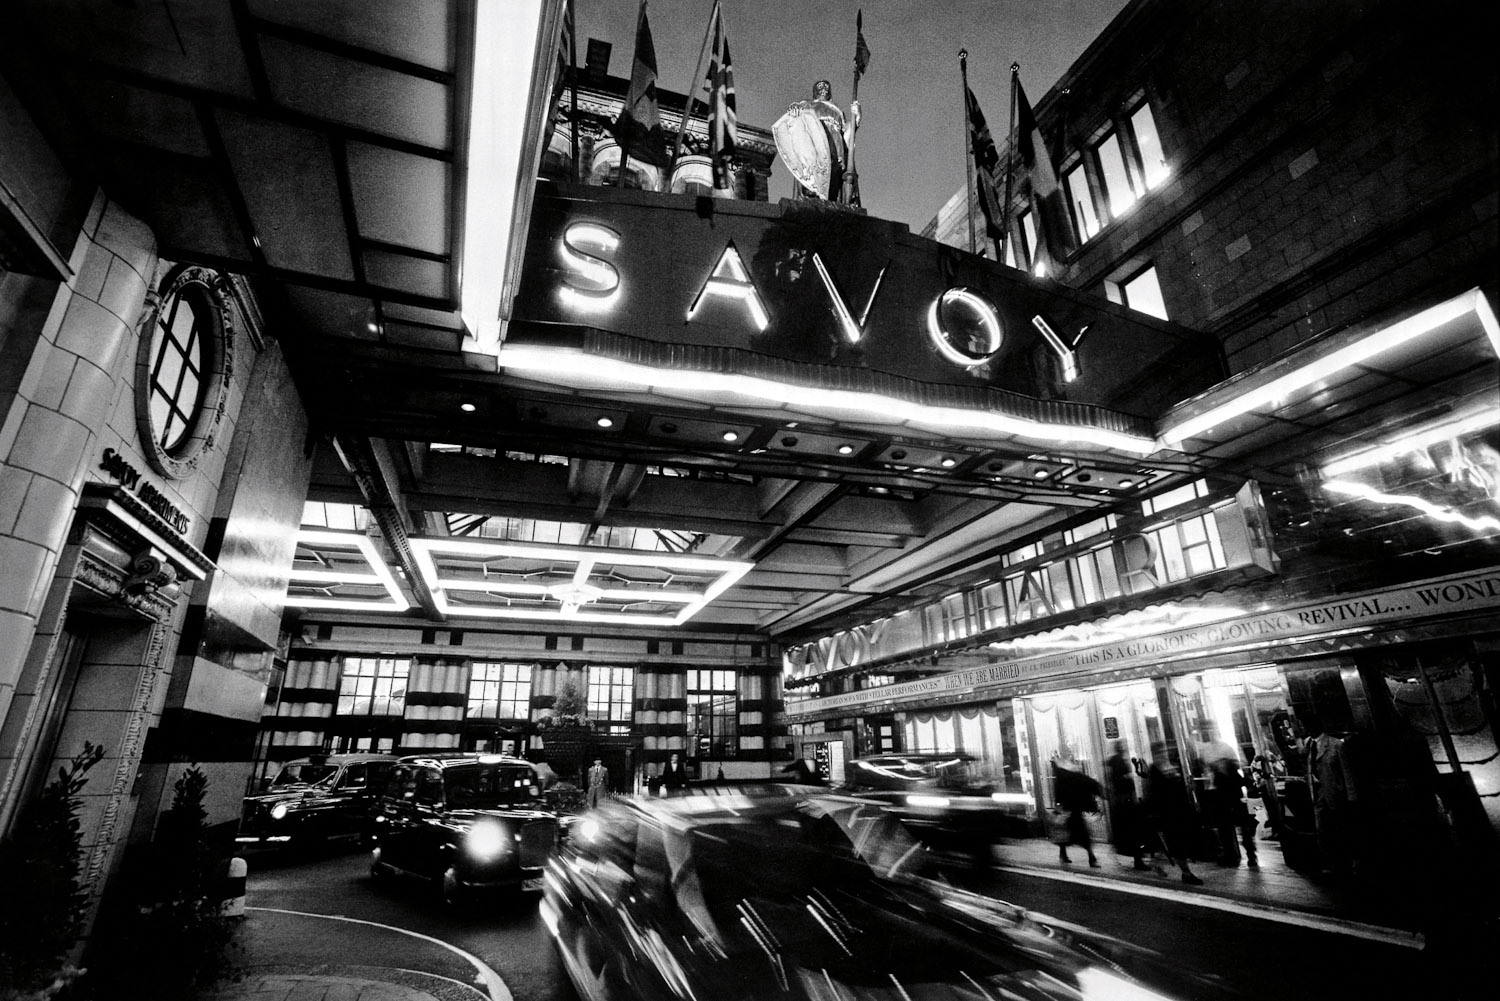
[812,253,889,344]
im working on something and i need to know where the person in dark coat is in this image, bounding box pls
[1053,755,1102,867]
[1106,739,1150,870]
[1144,742,1203,885]
[661,752,689,797]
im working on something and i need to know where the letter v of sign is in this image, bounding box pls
[811,253,889,344]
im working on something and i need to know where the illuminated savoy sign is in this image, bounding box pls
[512,190,1223,429]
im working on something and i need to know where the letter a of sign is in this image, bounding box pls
[687,241,769,331]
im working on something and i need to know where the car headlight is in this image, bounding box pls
[906,794,951,808]
[574,818,602,843]
[466,823,510,861]
[270,803,290,821]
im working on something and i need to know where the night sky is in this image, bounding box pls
[575,0,1133,230]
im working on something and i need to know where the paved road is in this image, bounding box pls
[239,845,1463,1001]
[240,846,580,1001]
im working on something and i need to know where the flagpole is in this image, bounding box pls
[617,0,648,188]
[567,0,580,183]
[960,50,975,255]
[1002,62,1019,265]
[672,0,720,169]
[845,9,865,207]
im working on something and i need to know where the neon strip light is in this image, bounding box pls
[1161,289,1495,446]
[408,538,752,625]
[496,344,1155,454]
[1321,408,1500,478]
[286,529,410,611]
[1031,315,1079,383]
[686,244,769,331]
[812,253,886,344]
[459,0,546,352]
[1323,479,1500,534]
[925,287,1003,367]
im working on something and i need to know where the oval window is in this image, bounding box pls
[135,266,235,479]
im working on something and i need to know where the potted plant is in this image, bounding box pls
[536,679,593,782]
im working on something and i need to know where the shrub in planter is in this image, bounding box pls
[82,766,236,1001]
[0,742,105,1001]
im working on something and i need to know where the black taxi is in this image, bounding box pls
[369,753,565,905]
[237,752,396,849]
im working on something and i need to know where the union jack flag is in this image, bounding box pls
[706,6,737,190]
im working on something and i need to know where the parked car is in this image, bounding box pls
[369,753,566,906]
[837,752,1033,863]
[237,752,397,849]
[541,787,1245,1001]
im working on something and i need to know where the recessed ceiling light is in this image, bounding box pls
[838,444,855,455]
[889,449,906,460]
[781,436,799,447]
[1119,479,1134,488]
[1032,467,1049,478]
[367,322,380,334]
[940,456,957,468]
[460,402,476,413]
[722,430,739,442]
[1076,472,1093,483]
[988,462,1004,472]
[596,416,614,428]
[660,422,678,434]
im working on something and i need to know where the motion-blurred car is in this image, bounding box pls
[541,787,1243,1001]
[237,752,396,849]
[837,752,1033,863]
[369,752,566,905]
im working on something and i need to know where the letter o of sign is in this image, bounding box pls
[926,287,1004,367]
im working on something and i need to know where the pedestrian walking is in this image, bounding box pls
[586,756,609,808]
[1106,739,1150,870]
[1053,755,1102,868]
[1144,742,1203,885]
[661,752,689,797]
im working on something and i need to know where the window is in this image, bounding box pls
[1018,210,1038,271]
[337,657,410,716]
[1063,162,1100,241]
[467,662,532,720]
[1093,131,1138,217]
[687,669,738,759]
[1120,265,1168,320]
[1129,102,1169,189]
[147,286,207,452]
[587,666,635,734]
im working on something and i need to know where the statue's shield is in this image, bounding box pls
[773,106,832,199]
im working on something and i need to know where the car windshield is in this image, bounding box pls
[442,764,541,808]
[270,763,338,788]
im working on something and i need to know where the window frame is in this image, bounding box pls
[337,656,411,717]
[587,666,635,734]
[467,662,533,721]
[687,669,739,760]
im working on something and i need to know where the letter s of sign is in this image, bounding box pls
[558,222,621,310]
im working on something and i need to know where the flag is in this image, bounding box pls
[854,9,872,79]
[1015,78,1077,269]
[613,1,668,168]
[965,85,1005,248]
[706,7,737,189]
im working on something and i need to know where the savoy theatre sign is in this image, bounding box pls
[504,187,1223,455]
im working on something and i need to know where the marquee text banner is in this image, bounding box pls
[789,568,1500,717]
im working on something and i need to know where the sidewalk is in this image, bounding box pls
[988,835,1426,947]
[200,908,505,1001]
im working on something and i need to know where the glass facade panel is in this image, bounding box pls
[467,662,532,720]
[687,669,738,758]
[1130,102,1169,188]
[1122,265,1168,320]
[1064,162,1099,240]
[337,657,409,716]
[588,666,635,733]
[1094,131,1138,216]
